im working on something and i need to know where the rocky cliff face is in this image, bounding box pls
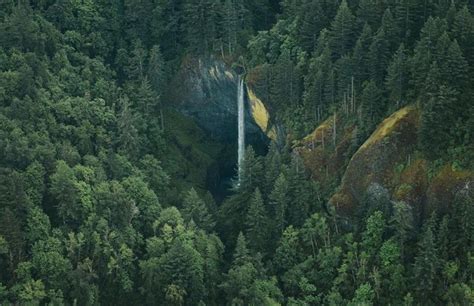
[329,106,421,215]
[169,57,268,145]
[296,106,473,221]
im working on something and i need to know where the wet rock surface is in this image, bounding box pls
[169,57,267,145]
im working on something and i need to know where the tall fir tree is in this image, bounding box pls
[410,17,448,96]
[352,23,373,91]
[304,46,333,121]
[329,0,356,59]
[368,28,391,86]
[389,201,414,260]
[413,216,439,303]
[232,232,251,266]
[360,80,384,134]
[245,188,268,254]
[182,188,215,232]
[385,43,409,109]
[419,85,459,158]
[452,5,474,68]
[297,0,327,52]
[222,0,239,55]
[183,0,219,55]
[380,8,401,53]
[268,173,289,239]
[147,45,166,94]
[444,39,469,93]
[357,0,380,29]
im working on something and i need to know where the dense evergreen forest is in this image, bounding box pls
[0,0,473,305]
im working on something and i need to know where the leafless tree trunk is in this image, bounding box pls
[351,76,355,113]
[160,108,165,131]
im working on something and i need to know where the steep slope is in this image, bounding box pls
[166,57,275,198]
[168,57,268,145]
[293,113,356,198]
[329,106,420,215]
[297,106,473,219]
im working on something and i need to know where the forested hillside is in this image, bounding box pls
[0,0,473,305]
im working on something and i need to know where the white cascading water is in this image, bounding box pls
[237,76,245,183]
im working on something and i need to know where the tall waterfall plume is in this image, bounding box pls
[237,76,245,183]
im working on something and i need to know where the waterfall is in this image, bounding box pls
[237,76,245,183]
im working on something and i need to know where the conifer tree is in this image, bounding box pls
[361,211,385,262]
[380,8,400,52]
[410,17,447,95]
[386,44,409,109]
[156,0,185,58]
[452,5,474,67]
[436,216,450,264]
[271,48,302,109]
[423,61,443,100]
[304,46,333,121]
[263,141,281,195]
[298,0,327,52]
[335,54,355,105]
[233,232,251,267]
[368,28,390,86]
[147,45,166,94]
[394,0,426,45]
[117,96,140,158]
[357,0,379,29]
[390,201,414,259]
[159,239,206,304]
[451,190,474,259]
[435,0,453,18]
[223,0,238,55]
[286,155,311,227]
[273,225,301,274]
[269,173,289,238]
[329,0,356,59]
[350,283,375,306]
[126,40,148,81]
[304,68,327,123]
[301,213,330,255]
[124,0,154,44]
[444,40,469,92]
[50,161,82,225]
[183,188,215,232]
[378,239,406,303]
[238,146,264,194]
[134,78,157,119]
[313,28,331,57]
[360,80,384,133]
[245,188,268,254]
[413,217,438,302]
[184,0,219,55]
[419,85,458,158]
[324,69,336,114]
[243,0,275,30]
[352,23,373,91]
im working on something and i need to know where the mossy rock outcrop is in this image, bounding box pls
[329,106,421,215]
[425,165,474,216]
[293,105,474,219]
[293,114,355,196]
[393,158,429,205]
